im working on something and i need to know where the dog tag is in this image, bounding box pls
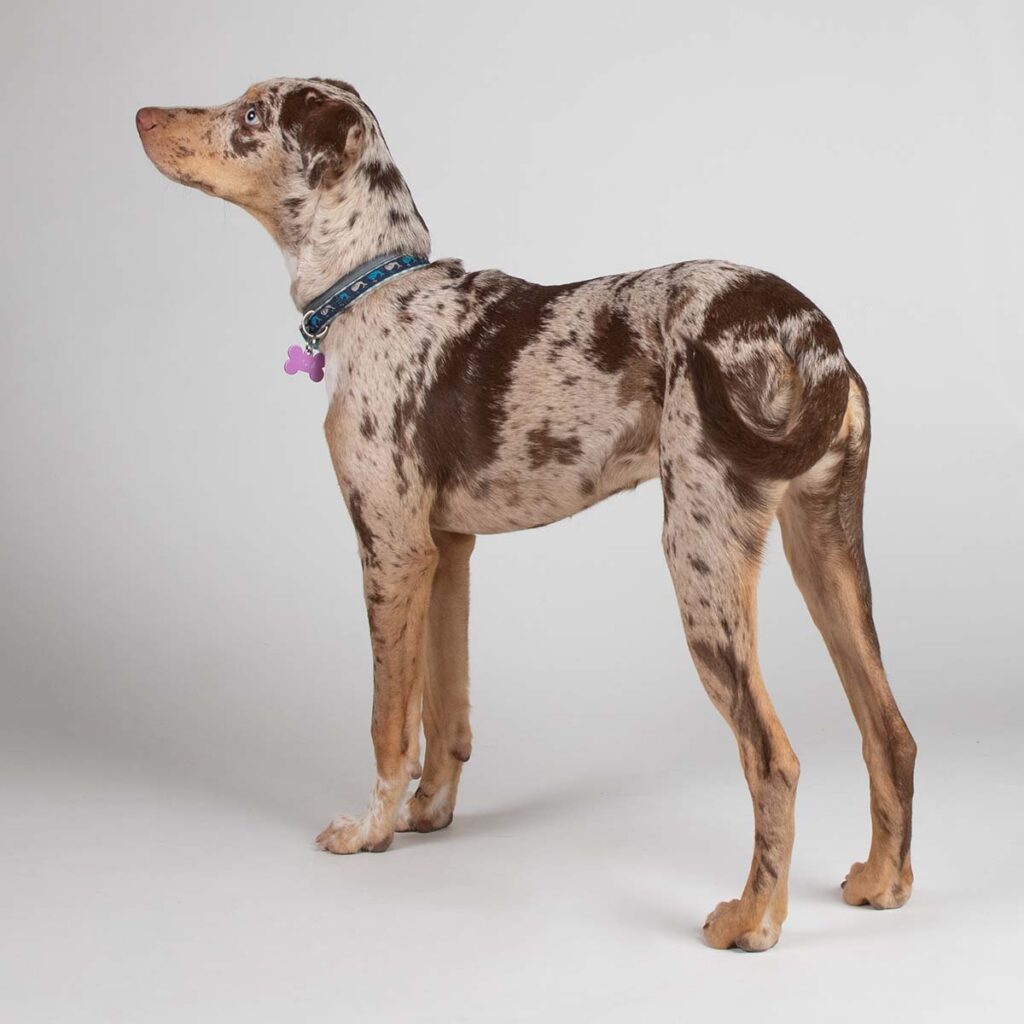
[284,344,325,382]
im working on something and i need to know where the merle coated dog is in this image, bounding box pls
[136,77,916,951]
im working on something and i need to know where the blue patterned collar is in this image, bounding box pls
[299,252,430,350]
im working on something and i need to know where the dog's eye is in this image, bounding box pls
[244,106,260,126]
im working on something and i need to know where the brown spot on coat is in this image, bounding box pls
[346,490,377,564]
[526,421,583,468]
[589,305,641,374]
[662,462,675,504]
[229,126,263,157]
[407,276,586,491]
[363,159,404,197]
[689,640,774,778]
[688,325,847,482]
[699,271,814,345]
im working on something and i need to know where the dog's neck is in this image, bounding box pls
[280,147,431,310]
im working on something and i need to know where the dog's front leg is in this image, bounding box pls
[395,529,476,833]
[317,525,438,855]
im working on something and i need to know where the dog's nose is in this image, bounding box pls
[135,107,165,133]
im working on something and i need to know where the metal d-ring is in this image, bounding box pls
[300,310,330,347]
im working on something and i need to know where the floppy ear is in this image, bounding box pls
[280,87,364,188]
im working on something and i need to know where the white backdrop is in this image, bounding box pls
[2,1,1022,1021]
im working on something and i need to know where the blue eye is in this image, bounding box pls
[244,107,259,125]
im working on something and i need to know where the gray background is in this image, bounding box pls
[2,0,1022,1020]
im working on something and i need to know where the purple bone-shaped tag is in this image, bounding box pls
[284,344,325,382]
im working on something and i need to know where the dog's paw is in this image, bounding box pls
[702,899,781,952]
[841,860,912,909]
[316,815,393,854]
[393,784,454,834]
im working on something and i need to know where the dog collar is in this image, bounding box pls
[285,252,430,382]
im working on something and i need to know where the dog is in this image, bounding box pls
[136,77,916,951]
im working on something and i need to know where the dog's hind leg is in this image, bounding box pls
[662,437,797,950]
[778,370,916,908]
[395,529,476,833]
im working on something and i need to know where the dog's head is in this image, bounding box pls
[136,78,427,263]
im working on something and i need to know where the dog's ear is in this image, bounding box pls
[310,77,361,100]
[280,87,365,189]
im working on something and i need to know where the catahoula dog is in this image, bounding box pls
[136,76,916,951]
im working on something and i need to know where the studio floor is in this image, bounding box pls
[3,705,1019,1023]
